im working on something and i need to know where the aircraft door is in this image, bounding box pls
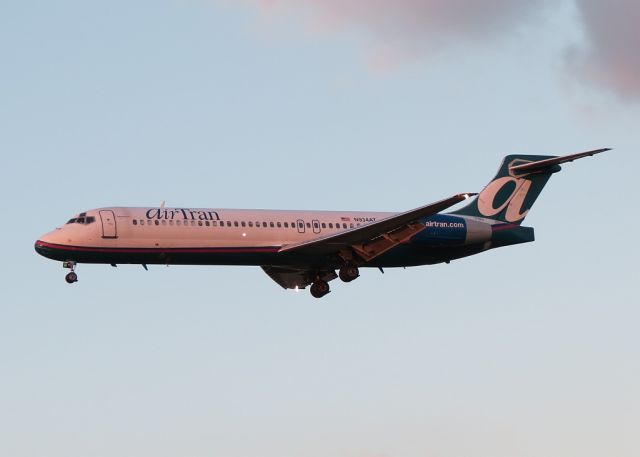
[312,219,321,234]
[296,219,305,234]
[99,210,118,238]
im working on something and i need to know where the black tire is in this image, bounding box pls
[65,272,78,284]
[310,280,330,298]
[339,265,359,282]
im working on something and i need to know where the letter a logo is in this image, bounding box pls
[477,177,532,223]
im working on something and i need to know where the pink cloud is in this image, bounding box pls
[253,0,545,42]
[240,0,640,99]
[571,0,640,99]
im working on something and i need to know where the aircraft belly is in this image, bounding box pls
[34,241,287,266]
[367,243,489,268]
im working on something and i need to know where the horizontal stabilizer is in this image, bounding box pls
[510,148,610,175]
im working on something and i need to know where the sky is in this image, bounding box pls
[1,0,639,456]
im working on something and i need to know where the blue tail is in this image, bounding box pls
[451,149,609,224]
[452,154,559,225]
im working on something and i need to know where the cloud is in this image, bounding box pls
[241,0,640,99]
[252,0,546,44]
[242,0,549,72]
[571,0,640,99]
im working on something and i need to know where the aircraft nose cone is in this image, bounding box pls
[35,231,63,260]
[35,238,54,258]
[34,240,46,258]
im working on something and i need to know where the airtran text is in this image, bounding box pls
[145,208,220,221]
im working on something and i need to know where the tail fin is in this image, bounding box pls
[451,148,609,225]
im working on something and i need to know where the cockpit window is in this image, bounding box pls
[66,216,95,225]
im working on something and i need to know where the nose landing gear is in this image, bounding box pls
[63,261,78,284]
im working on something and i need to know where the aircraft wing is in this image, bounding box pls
[278,193,475,262]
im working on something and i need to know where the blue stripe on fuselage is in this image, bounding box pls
[411,214,467,245]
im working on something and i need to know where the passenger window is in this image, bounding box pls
[176,220,181,226]
[306,222,311,228]
[270,222,275,228]
[321,223,326,228]
[133,219,137,225]
[262,222,267,228]
[212,221,218,226]
[191,221,196,226]
[248,221,253,227]
[329,223,333,229]
[241,221,246,227]
[313,222,319,229]
[291,222,296,228]
[277,222,281,228]
[343,223,347,229]
[162,220,166,225]
[140,220,145,225]
[350,223,354,228]
[284,222,288,228]
[198,221,203,226]
[154,220,159,226]
[234,221,239,227]
[298,222,303,228]
[169,220,174,226]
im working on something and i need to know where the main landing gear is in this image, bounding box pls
[339,264,359,283]
[310,279,330,298]
[308,264,360,298]
[63,261,78,284]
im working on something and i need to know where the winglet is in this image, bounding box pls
[510,148,611,175]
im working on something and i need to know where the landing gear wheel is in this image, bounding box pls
[310,280,330,298]
[65,272,78,284]
[339,265,360,283]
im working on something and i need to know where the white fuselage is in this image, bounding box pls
[38,206,394,250]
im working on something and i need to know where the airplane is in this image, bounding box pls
[35,148,608,298]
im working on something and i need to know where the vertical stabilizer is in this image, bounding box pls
[451,149,609,225]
